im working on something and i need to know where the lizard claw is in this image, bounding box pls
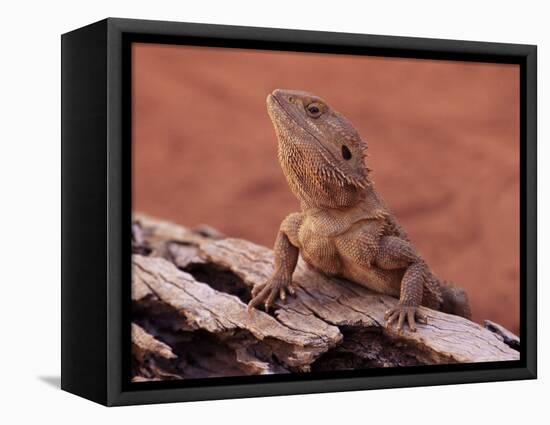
[384,304,427,332]
[247,277,295,313]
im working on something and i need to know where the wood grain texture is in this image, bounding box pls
[131,213,519,381]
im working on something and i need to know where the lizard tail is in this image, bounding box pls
[419,262,472,320]
[438,280,472,319]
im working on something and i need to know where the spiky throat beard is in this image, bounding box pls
[276,132,368,209]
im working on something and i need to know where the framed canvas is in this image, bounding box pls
[61,18,537,406]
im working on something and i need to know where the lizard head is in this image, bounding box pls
[266,89,370,209]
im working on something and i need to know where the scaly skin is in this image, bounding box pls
[248,89,471,332]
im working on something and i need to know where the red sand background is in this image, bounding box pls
[132,44,520,333]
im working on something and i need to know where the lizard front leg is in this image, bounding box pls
[247,213,302,312]
[376,236,428,332]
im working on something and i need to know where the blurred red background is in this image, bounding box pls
[132,43,520,333]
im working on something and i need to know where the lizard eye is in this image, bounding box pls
[306,103,322,118]
[341,145,352,160]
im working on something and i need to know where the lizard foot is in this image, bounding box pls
[384,304,427,332]
[247,277,296,312]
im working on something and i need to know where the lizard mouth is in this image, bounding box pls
[266,93,287,121]
[267,91,345,171]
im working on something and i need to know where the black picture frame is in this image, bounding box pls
[61,17,537,406]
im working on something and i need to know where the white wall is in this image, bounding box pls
[0,1,546,423]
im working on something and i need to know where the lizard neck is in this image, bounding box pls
[301,183,387,220]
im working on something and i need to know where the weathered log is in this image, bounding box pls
[131,213,519,381]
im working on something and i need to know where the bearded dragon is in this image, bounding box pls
[247,89,471,332]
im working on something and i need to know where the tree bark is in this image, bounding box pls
[131,213,519,382]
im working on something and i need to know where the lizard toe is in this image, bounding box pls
[385,305,425,332]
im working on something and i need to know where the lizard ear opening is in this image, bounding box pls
[341,145,352,160]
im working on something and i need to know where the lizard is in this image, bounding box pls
[247,89,472,332]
